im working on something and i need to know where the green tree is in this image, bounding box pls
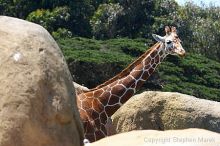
[90,0,108,9]
[67,1,95,37]
[52,28,72,39]
[151,0,179,34]
[101,0,179,38]
[26,6,70,33]
[0,0,96,37]
[90,3,123,39]
[35,0,96,37]
[39,0,69,9]
[0,0,38,18]
[115,0,155,38]
[177,2,220,61]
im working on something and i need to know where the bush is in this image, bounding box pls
[57,37,220,101]
[52,28,72,39]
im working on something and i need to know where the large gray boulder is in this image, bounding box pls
[0,16,83,146]
[91,129,220,146]
[112,91,220,133]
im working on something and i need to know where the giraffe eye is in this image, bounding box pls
[167,41,172,44]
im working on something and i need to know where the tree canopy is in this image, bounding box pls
[1,0,220,61]
[1,0,220,101]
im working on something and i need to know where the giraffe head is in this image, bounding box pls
[152,26,185,57]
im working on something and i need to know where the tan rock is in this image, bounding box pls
[90,129,220,146]
[112,91,220,133]
[73,82,90,95]
[0,16,83,146]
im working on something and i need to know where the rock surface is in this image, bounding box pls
[73,82,90,95]
[0,16,83,146]
[112,91,220,133]
[90,128,220,146]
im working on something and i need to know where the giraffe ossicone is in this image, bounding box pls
[76,26,185,142]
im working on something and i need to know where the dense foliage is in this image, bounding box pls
[1,1,220,101]
[58,37,220,101]
[1,0,220,60]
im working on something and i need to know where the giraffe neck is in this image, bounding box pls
[77,42,168,141]
[92,42,167,117]
[127,42,167,90]
[89,43,161,91]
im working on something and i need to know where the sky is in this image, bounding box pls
[175,0,220,7]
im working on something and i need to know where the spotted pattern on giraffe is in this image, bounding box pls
[76,26,185,142]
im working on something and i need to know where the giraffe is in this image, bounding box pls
[77,26,185,142]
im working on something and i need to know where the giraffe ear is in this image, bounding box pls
[165,26,171,35]
[171,26,177,33]
[152,34,165,42]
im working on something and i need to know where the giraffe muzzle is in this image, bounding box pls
[179,52,186,58]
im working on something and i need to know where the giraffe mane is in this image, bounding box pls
[85,42,161,92]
